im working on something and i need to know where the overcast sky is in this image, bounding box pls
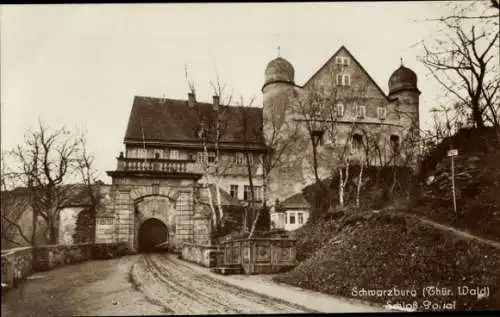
[1,2,457,182]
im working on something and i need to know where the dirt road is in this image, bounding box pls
[1,253,380,316]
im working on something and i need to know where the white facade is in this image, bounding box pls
[271,209,310,231]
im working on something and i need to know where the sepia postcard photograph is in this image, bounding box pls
[1,1,499,315]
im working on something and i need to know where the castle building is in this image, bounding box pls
[3,46,420,251]
[89,45,420,250]
[102,94,266,251]
[263,46,420,229]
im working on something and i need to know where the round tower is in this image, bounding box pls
[262,56,296,139]
[388,61,421,137]
[262,54,301,207]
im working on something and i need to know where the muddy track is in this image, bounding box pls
[130,253,311,314]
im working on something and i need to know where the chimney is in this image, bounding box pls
[188,92,196,107]
[213,95,220,110]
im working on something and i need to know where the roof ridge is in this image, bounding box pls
[133,95,260,109]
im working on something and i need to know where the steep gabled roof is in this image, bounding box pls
[281,192,310,210]
[124,96,265,146]
[302,46,390,102]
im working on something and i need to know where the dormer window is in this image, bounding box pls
[377,107,387,120]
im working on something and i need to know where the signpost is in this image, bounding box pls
[447,149,459,215]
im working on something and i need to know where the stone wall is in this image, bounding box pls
[181,243,220,267]
[1,243,130,292]
[1,247,33,292]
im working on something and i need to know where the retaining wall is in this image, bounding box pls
[1,242,130,292]
[181,243,220,267]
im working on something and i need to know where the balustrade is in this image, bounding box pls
[117,158,194,173]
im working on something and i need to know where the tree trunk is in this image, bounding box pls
[339,168,344,207]
[206,185,218,228]
[31,209,37,246]
[312,139,320,183]
[472,101,485,128]
[338,161,349,207]
[356,160,364,207]
[247,153,259,238]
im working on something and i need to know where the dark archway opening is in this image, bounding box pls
[138,218,168,253]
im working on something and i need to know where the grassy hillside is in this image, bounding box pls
[274,127,500,311]
[414,127,500,242]
[274,210,500,311]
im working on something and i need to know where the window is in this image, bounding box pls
[390,135,400,153]
[246,153,254,165]
[377,107,387,120]
[197,152,206,163]
[188,152,197,161]
[343,74,351,86]
[298,213,304,224]
[284,214,288,224]
[354,105,366,118]
[244,185,251,200]
[170,150,179,160]
[289,213,296,224]
[352,134,363,152]
[208,151,216,163]
[335,56,350,66]
[311,103,321,118]
[336,74,343,85]
[312,130,325,146]
[235,152,245,165]
[243,185,261,201]
[230,185,238,198]
[336,103,345,117]
[254,186,262,201]
[154,151,162,159]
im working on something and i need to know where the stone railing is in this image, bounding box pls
[116,157,197,174]
[180,243,221,268]
[220,237,297,274]
[1,242,130,292]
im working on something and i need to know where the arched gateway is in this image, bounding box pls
[138,218,168,252]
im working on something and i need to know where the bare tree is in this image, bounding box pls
[420,0,499,128]
[293,65,375,209]
[238,96,268,238]
[186,67,237,231]
[76,131,102,243]
[8,120,96,244]
[1,153,33,247]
